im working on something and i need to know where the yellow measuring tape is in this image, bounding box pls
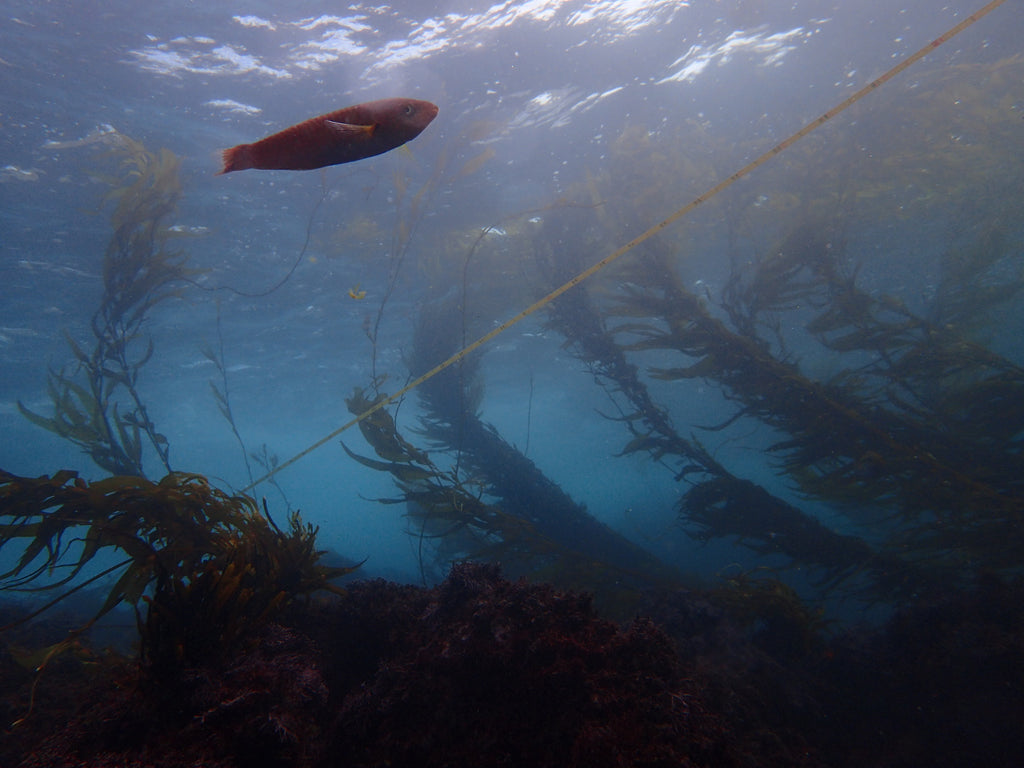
[242,0,1007,494]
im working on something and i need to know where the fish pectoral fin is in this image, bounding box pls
[325,120,375,137]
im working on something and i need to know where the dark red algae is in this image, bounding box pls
[4,565,1024,767]
[1,564,730,768]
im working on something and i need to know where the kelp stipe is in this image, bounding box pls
[575,206,1024,599]
[721,214,1024,562]
[530,222,920,597]
[343,383,682,613]
[342,386,551,583]
[404,295,672,592]
[19,135,198,477]
[355,117,473,391]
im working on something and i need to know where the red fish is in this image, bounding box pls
[217,97,439,175]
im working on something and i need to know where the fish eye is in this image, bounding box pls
[403,104,414,115]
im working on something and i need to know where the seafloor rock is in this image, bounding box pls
[322,562,729,767]
[3,563,738,768]
[6,565,1024,767]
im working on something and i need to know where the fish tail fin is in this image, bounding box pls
[217,144,253,175]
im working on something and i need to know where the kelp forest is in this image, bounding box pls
[3,53,1024,768]
[343,54,1024,610]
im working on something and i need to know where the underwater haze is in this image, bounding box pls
[2,0,1023,605]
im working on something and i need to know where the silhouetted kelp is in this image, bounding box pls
[514,54,1024,600]
[598,208,1022,589]
[532,225,922,596]
[338,56,1024,616]
[725,218,1023,545]
[19,135,197,477]
[405,296,692,601]
[344,366,683,613]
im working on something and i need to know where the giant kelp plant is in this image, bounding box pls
[18,133,196,477]
[606,224,1022,589]
[3,137,356,701]
[549,55,1024,597]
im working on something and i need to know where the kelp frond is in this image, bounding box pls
[0,469,356,671]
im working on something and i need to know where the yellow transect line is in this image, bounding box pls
[241,0,1008,495]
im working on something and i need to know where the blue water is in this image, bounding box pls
[2,1,1021,597]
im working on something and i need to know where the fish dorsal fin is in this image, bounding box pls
[325,120,375,137]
